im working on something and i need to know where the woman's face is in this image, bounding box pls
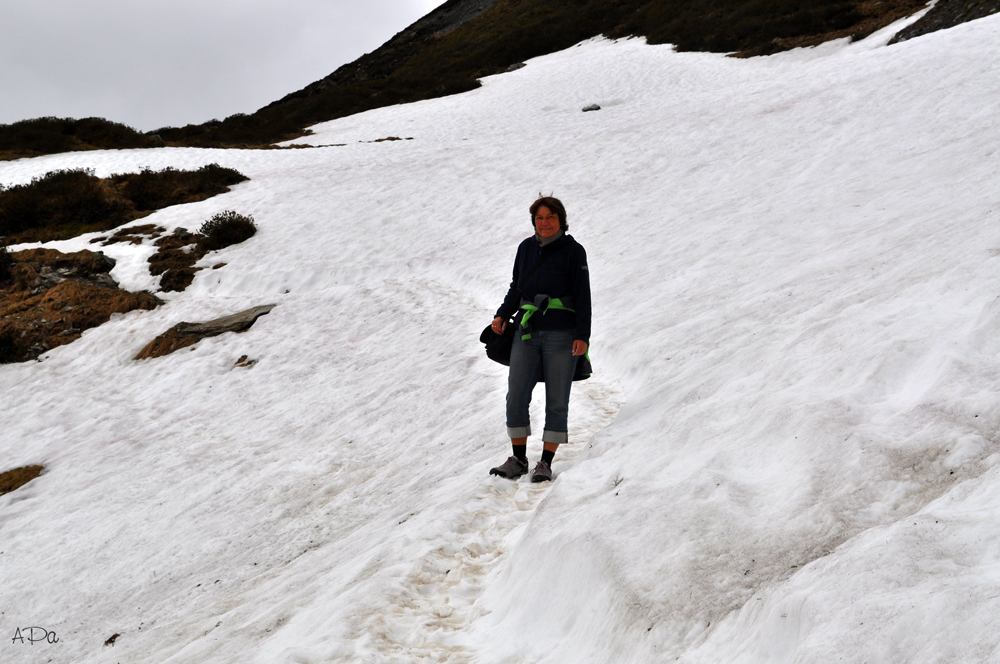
[534,206,561,239]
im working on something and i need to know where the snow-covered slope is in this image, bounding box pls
[2,11,1000,664]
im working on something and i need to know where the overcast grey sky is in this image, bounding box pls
[0,0,447,131]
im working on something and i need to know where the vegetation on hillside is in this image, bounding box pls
[143,211,257,292]
[0,206,258,362]
[0,246,12,283]
[0,116,162,161]
[199,210,257,251]
[0,164,248,244]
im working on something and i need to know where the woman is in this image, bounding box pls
[489,196,591,482]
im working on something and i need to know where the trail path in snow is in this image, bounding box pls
[353,375,624,663]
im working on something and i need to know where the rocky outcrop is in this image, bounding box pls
[134,305,277,360]
[890,0,1000,43]
[7,248,119,293]
[0,249,161,363]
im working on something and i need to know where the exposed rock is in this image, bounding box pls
[11,248,117,286]
[234,354,258,368]
[890,0,1000,43]
[507,62,527,72]
[134,305,277,360]
[582,104,601,112]
[0,249,162,363]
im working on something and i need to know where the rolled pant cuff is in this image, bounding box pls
[507,425,531,438]
[542,430,567,445]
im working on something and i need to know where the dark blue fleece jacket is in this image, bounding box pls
[496,233,591,344]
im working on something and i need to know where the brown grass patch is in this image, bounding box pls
[0,465,44,496]
[148,228,204,293]
[141,212,256,293]
[92,224,166,246]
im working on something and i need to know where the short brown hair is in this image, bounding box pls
[530,196,568,231]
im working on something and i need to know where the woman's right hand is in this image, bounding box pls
[492,316,506,334]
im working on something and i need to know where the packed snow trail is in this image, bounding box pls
[346,378,624,663]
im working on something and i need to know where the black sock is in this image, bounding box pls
[513,444,527,462]
[541,449,555,465]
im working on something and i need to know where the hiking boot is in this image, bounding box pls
[530,460,553,483]
[490,455,528,479]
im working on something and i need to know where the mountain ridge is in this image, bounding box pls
[1,0,997,160]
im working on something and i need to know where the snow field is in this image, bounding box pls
[1,10,1000,663]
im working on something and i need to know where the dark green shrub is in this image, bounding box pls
[0,327,20,364]
[0,246,12,283]
[0,165,248,244]
[117,163,247,211]
[199,210,257,251]
[0,169,129,240]
[0,116,151,160]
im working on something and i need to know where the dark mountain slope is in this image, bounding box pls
[890,0,1000,43]
[153,0,929,148]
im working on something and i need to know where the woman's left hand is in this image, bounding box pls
[572,340,588,356]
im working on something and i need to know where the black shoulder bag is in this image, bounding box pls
[479,251,552,366]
